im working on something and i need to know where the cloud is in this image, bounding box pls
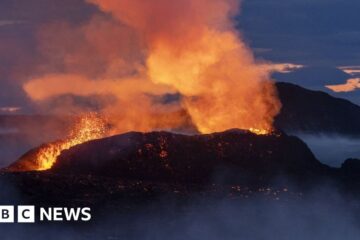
[272,66,360,105]
[0,107,21,113]
[338,66,360,76]
[326,78,360,93]
[272,66,351,89]
[266,63,305,73]
[0,20,23,27]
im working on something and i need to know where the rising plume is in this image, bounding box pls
[24,0,281,135]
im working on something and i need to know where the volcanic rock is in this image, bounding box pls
[3,130,360,206]
[49,130,332,185]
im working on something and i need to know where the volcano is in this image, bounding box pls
[53,130,334,183]
[8,130,332,183]
[3,129,360,207]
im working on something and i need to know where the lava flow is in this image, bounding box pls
[249,128,271,135]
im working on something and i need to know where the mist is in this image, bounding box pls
[294,133,360,167]
[0,183,359,240]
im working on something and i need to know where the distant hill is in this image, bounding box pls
[272,66,360,105]
[275,82,360,136]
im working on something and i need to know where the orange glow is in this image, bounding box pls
[35,113,107,170]
[23,0,281,138]
[249,128,271,135]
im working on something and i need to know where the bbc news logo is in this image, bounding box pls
[0,206,91,223]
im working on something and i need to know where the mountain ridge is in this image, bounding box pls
[275,82,360,136]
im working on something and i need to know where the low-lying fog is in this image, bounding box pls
[1,185,359,240]
[1,128,360,238]
[293,133,360,167]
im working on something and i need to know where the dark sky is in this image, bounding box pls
[238,0,360,104]
[239,0,360,66]
[0,0,97,111]
[0,0,359,112]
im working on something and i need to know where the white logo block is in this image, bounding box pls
[18,206,35,223]
[0,206,14,223]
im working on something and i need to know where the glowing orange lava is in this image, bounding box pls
[35,113,107,170]
[249,128,271,135]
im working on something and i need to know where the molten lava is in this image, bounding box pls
[35,113,107,170]
[249,128,270,135]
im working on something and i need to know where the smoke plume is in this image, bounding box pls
[24,0,281,134]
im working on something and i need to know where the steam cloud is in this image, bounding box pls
[24,0,281,134]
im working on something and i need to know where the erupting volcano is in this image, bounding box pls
[8,0,282,172]
[3,1,360,239]
[23,0,280,132]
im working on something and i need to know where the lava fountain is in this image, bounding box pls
[7,113,107,171]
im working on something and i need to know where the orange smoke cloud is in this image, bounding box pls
[326,78,360,93]
[24,0,281,134]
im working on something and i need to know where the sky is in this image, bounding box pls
[0,0,359,113]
